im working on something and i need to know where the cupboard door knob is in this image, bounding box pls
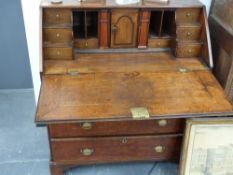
[157,42,161,47]
[56,33,60,38]
[56,51,60,55]
[112,25,118,33]
[81,122,92,130]
[56,14,60,18]
[81,148,94,156]
[188,49,192,53]
[158,119,167,127]
[154,145,165,153]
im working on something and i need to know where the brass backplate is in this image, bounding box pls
[131,107,150,119]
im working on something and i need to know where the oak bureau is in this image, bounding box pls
[36,0,233,174]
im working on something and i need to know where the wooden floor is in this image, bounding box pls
[44,52,208,74]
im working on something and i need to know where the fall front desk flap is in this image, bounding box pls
[36,70,233,124]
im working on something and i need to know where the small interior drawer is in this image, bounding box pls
[51,135,182,162]
[176,25,201,41]
[44,28,73,46]
[44,47,73,60]
[148,38,172,48]
[176,8,201,24]
[176,42,202,57]
[48,118,184,138]
[74,38,99,49]
[43,9,72,27]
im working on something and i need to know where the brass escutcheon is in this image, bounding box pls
[121,137,128,144]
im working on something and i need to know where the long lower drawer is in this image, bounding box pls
[48,118,184,138]
[51,134,182,163]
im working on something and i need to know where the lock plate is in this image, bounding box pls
[131,107,150,119]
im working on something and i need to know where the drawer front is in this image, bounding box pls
[176,26,201,41]
[43,9,72,26]
[176,8,201,24]
[51,135,182,162]
[176,43,202,57]
[74,38,99,49]
[148,38,172,48]
[44,29,73,45]
[44,47,73,60]
[49,119,184,138]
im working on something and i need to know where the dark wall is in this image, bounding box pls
[0,0,33,89]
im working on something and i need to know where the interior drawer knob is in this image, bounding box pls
[186,12,191,17]
[158,119,167,127]
[154,145,165,153]
[56,33,60,38]
[56,51,60,55]
[56,14,60,18]
[81,148,94,156]
[81,122,93,130]
[186,32,192,37]
[188,49,192,53]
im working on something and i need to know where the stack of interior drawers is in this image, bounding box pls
[43,9,74,60]
[175,8,202,57]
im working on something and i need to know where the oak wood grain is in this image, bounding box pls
[43,52,208,75]
[36,70,233,123]
[48,118,184,138]
[111,9,138,48]
[50,135,182,162]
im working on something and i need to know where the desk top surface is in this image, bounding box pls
[36,53,233,124]
[41,0,203,8]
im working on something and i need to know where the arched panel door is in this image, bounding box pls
[111,9,138,48]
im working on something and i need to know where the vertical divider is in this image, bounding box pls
[99,10,110,48]
[158,10,164,37]
[138,10,151,49]
[84,10,87,45]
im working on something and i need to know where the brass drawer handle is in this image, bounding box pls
[158,119,167,127]
[81,122,93,130]
[154,145,165,153]
[81,148,94,156]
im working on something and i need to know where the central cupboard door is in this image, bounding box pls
[111,9,139,48]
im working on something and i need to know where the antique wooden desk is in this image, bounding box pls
[36,0,233,174]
